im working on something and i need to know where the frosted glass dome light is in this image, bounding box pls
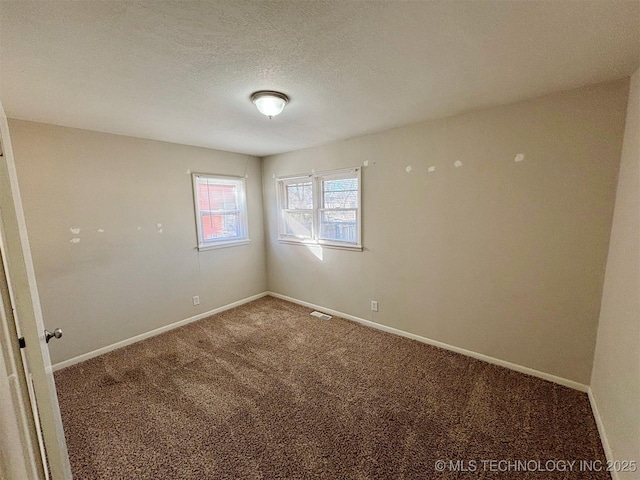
[251,91,289,119]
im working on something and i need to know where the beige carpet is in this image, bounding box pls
[55,296,609,479]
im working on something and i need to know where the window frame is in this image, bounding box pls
[276,167,362,251]
[192,173,250,251]
[277,175,315,242]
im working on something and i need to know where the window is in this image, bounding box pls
[192,174,249,250]
[280,178,314,239]
[277,168,361,250]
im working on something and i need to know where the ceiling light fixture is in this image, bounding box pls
[251,90,289,119]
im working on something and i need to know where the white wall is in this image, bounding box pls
[263,80,629,385]
[8,120,267,365]
[590,67,640,477]
[5,80,632,388]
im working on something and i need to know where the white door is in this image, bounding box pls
[0,109,72,479]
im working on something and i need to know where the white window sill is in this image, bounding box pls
[197,239,251,251]
[278,238,362,252]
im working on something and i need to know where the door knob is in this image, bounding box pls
[45,328,63,343]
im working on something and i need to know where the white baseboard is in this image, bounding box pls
[588,388,618,480]
[267,291,589,392]
[52,292,269,371]
[54,289,590,394]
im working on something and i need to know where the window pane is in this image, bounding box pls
[323,190,358,209]
[221,185,238,210]
[283,211,312,238]
[323,178,358,208]
[198,182,238,211]
[320,210,357,243]
[286,182,313,210]
[201,212,240,240]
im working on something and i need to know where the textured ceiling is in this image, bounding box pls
[1,1,639,157]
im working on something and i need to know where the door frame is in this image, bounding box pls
[0,240,44,480]
[0,102,72,478]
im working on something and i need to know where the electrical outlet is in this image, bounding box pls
[192,295,200,306]
[371,300,378,312]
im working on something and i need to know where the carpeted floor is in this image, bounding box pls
[55,296,609,479]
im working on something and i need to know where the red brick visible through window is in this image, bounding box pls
[198,183,237,239]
